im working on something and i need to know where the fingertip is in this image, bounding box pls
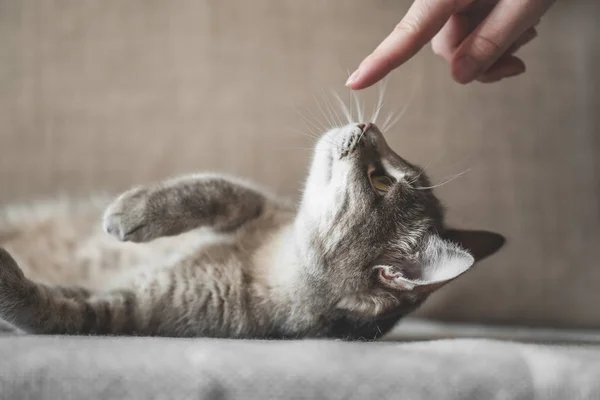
[345,68,362,89]
[512,56,526,72]
[451,55,480,84]
[499,55,526,76]
[477,68,525,83]
[345,70,370,90]
[475,56,526,83]
[344,57,391,90]
[506,65,526,78]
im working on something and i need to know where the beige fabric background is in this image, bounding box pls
[0,0,598,328]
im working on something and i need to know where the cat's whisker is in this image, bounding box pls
[371,78,388,124]
[348,90,354,123]
[285,127,339,149]
[382,86,416,132]
[285,127,320,141]
[382,102,409,132]
[431,155,475,173]
[292,98,329,137]
[408,151,447,185]
[303,105,329,133]
[330,89,353,125]
[321,88,343,127]
[295,109,326,137]
[352,90,364,122]
[382,111,395,132]
[346,69,356,123]
[275,147,328,153]
[415,168,471,190]
[330,89,347,127]
[313,94,335,130]
[317,89,336,128]
[382,108,404,132]
[358,121,367,143]
[413,154,475,186]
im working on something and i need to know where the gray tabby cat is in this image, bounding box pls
[0,122,503,339]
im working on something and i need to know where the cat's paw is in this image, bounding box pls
[103,187,156,243]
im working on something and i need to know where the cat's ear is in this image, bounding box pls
[441,228,505,262]
[377,234,476,293]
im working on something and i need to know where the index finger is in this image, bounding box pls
[346,0,474,90]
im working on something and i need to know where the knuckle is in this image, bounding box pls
[393,18,420,37]
[467,34,502,62]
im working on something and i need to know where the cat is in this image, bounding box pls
[0,122,504,339]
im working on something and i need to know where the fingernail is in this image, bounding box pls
[454,56,480,84]
[345,67,362,87]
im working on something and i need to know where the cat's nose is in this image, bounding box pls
[357,122,373,133]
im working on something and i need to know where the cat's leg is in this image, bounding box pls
[0,247,232,336]
[0,248,136,334]
[103,174,270,243]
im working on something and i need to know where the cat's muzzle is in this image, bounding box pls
[338,123,371,159]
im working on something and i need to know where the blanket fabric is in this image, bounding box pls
[1,335,599,400]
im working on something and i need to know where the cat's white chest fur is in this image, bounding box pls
[104,227,237,291]
[253,224,301,292]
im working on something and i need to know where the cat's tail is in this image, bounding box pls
[0,247,143,335]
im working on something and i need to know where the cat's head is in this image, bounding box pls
[296,122,504,318]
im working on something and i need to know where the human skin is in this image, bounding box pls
[346,0,556,89]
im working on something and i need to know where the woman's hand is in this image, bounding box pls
[346,0,556,89]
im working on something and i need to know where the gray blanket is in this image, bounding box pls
[1,333,599,400]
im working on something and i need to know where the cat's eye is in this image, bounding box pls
[371,175,394,195]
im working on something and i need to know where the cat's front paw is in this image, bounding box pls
[103,187,156,243]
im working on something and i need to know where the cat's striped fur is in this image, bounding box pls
[0,123,503,339]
